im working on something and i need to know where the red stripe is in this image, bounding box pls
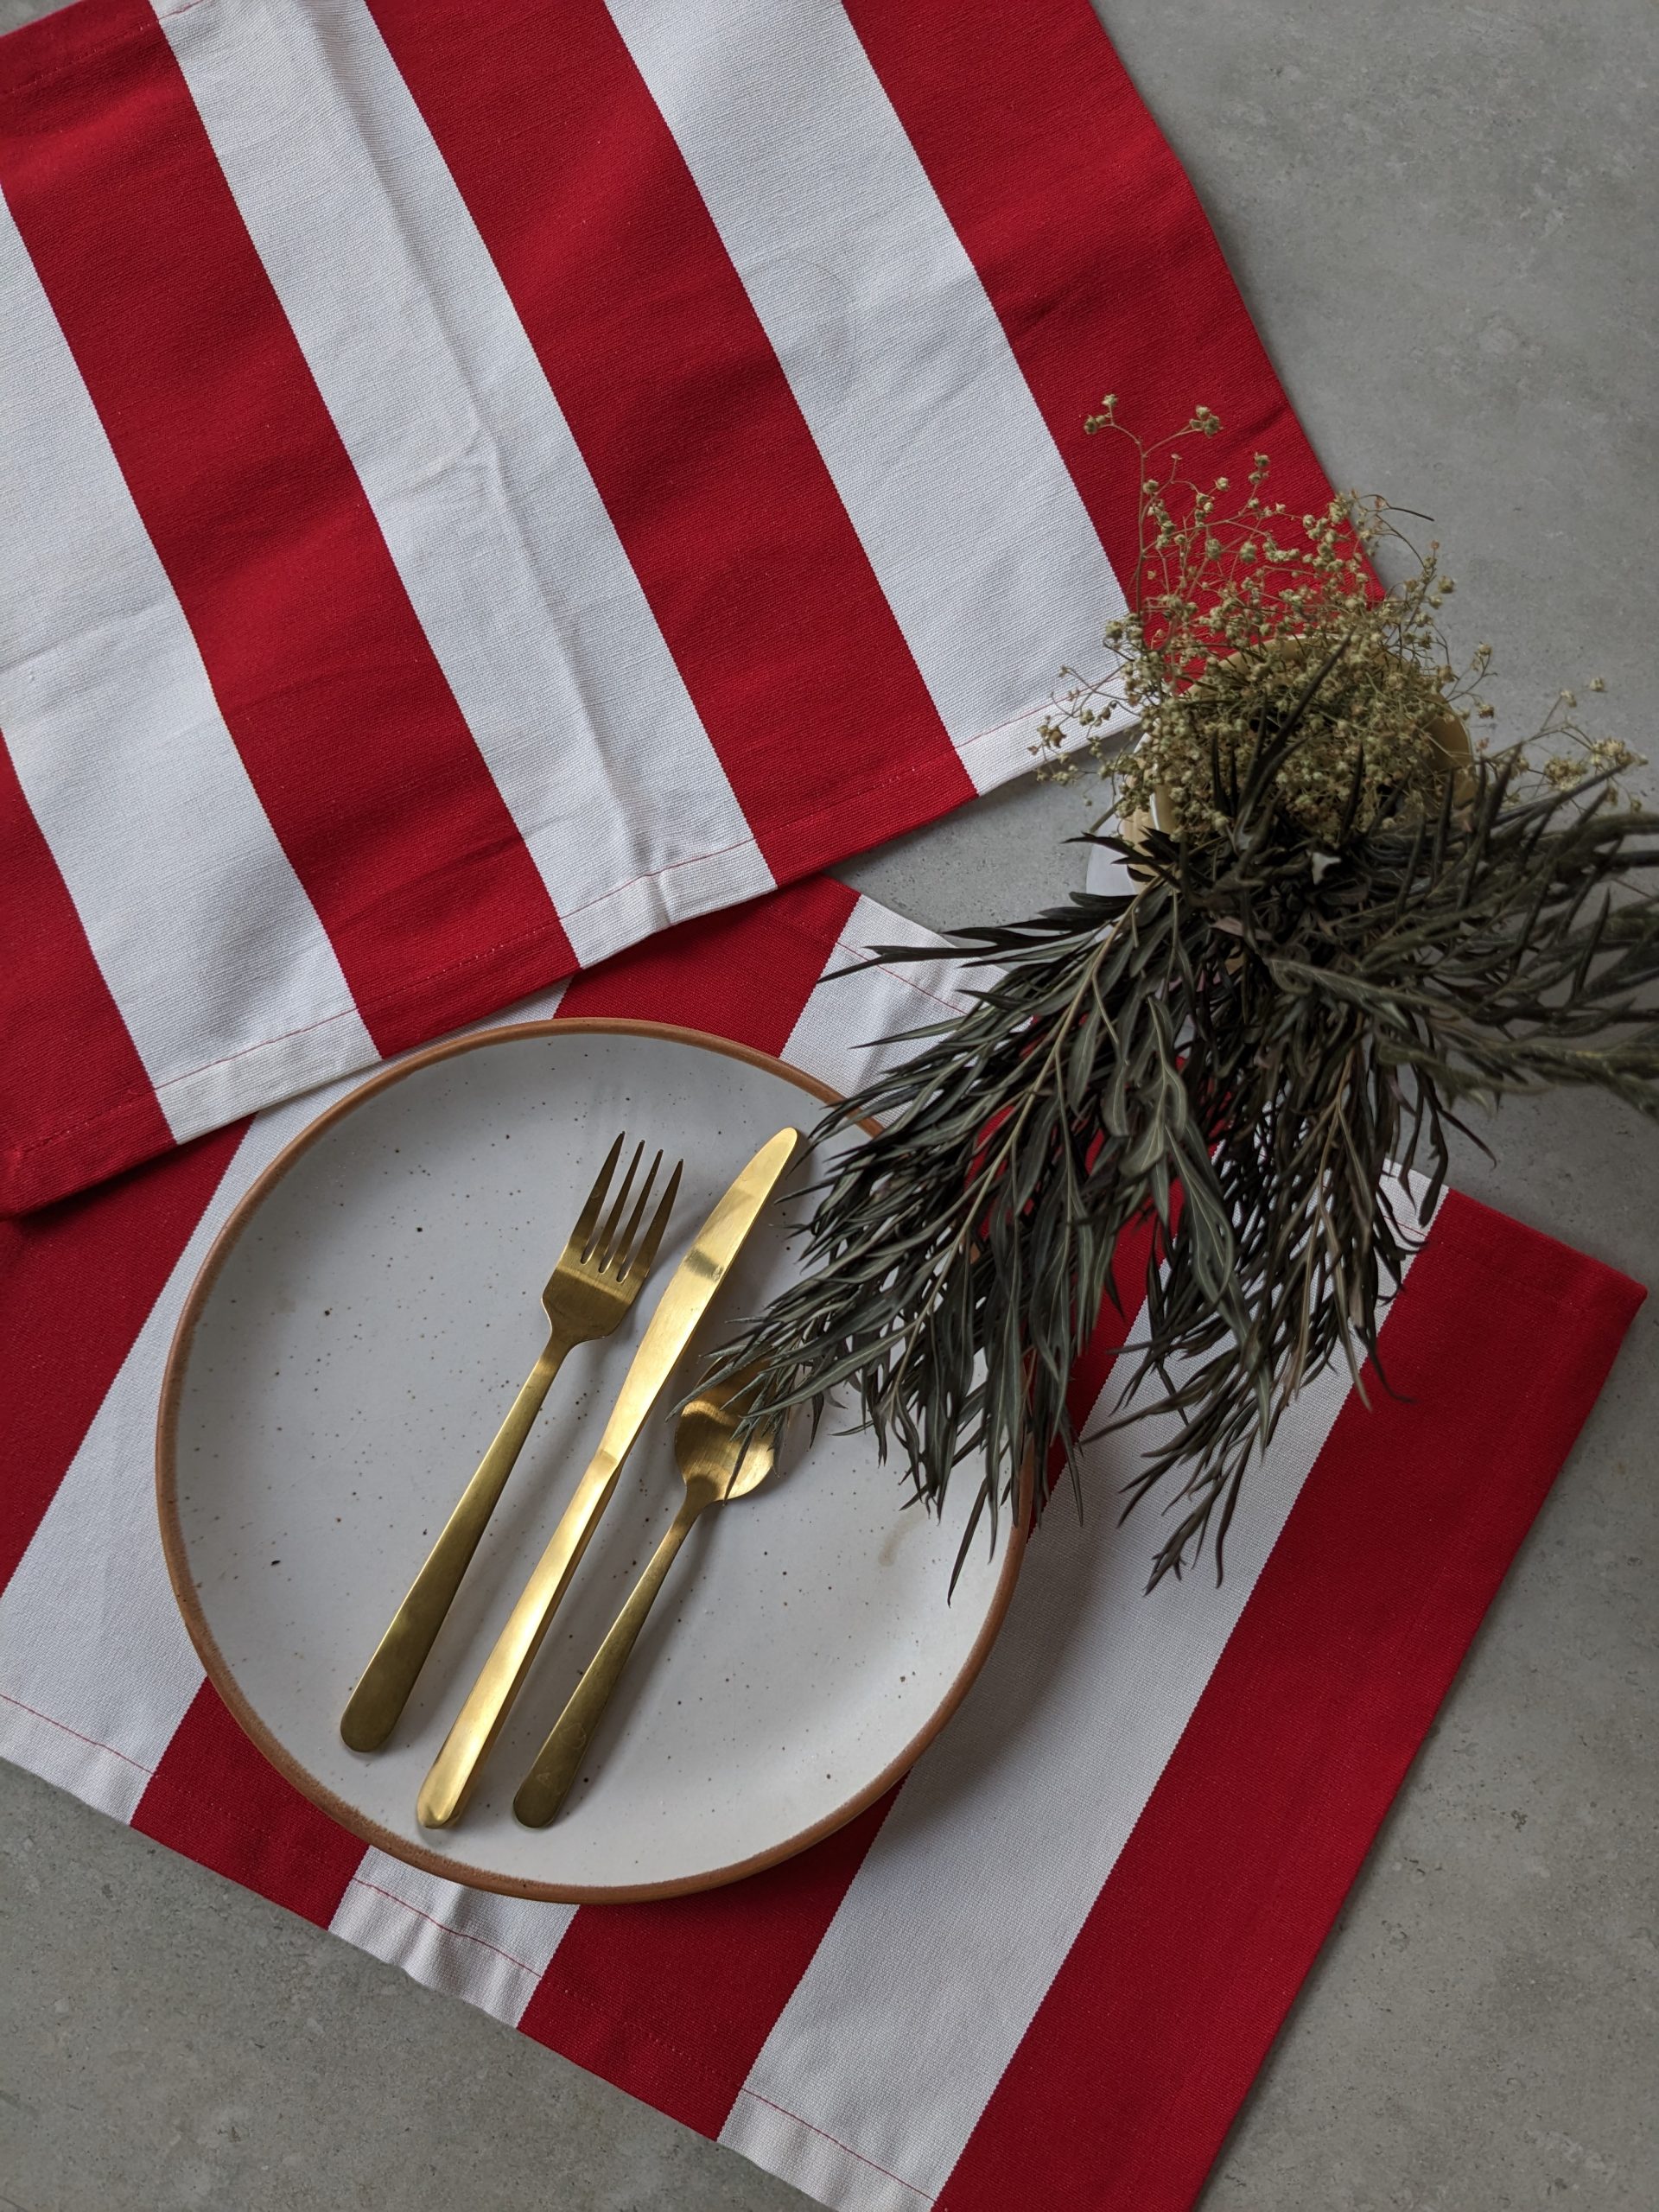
[528,874,893,2129]
[0,0,573,1063]
[520,1791,895,2136]
[0,1122,245,1592]
[844,0,1336,588]
[0,735,176,1214]
[132,1681,365,1929]
[0,878,848,1586]
[522,981,1154,2138]
[365,0,975,880]
[942,1192,1643,2212]
[560,875,860,1058]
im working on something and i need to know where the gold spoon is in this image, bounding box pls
[512,1372,778,1827]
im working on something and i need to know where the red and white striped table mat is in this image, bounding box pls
[0,876,1641,2212]
[0,0,1335,1214]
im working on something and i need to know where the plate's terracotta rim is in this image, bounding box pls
[156,1016,1029,1905]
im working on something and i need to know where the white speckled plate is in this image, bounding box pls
[158,1021,1023,1901]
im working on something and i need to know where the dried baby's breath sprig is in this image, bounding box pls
[709,410,1659,1588]
[1039,400,1632,836]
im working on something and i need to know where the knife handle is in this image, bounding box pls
[418,1125,803,1829]
[340,1336,568,1753]
[415,1449,621,1827]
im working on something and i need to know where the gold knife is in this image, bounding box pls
[416,1125,802,1828]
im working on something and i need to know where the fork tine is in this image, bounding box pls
[591,1140,644,1268]
[568,1132,626,1258]
[610,1148,662,1274]
[626,1158,683,1282]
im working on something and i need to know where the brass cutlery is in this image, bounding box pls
[513,1369,779,1827]
[416,1125,803,1828]
[340,1133,681,1754]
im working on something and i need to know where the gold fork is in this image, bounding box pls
[512,1370,779,1826]
[340,1134,683,1752]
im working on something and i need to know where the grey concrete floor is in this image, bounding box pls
[3,0,1656,2207]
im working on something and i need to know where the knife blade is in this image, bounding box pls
[416,1124,802,1828]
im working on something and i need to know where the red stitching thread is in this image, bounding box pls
[956,695,1058,747]
[830,939,973,1018]
[3,890,842,1166]
[552,833,759,919]
[347,1876,543,1978]
[147,1003,374,1095]
[4,690,1055,1164]
[0,1687,155,1774]
[737,2088,939,2202]
[4,915,579,1151]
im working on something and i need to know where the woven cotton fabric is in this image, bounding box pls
[0,878,1642,2212]
[0,0,1333,1211]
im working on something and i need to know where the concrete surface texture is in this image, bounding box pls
[2,0,1655,2206]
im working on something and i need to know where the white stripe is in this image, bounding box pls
[780,897,982,1100]
[606,0,1132,791]
[0,1694,161,1829]
[726,2091,927,2212]
[720,1283,1420,2203]
[330,1849,575,2024]
[0,865,1455,2211]
[0,200,375,1143]
[0,979,569,1831]
[156,0,775,969]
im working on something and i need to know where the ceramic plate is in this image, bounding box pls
[158,1021,1023,1901]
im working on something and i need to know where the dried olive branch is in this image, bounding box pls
[705,411,1658,1588]
[712,754,1659,1590]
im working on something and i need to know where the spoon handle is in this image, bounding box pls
[513,1485,710,1827]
